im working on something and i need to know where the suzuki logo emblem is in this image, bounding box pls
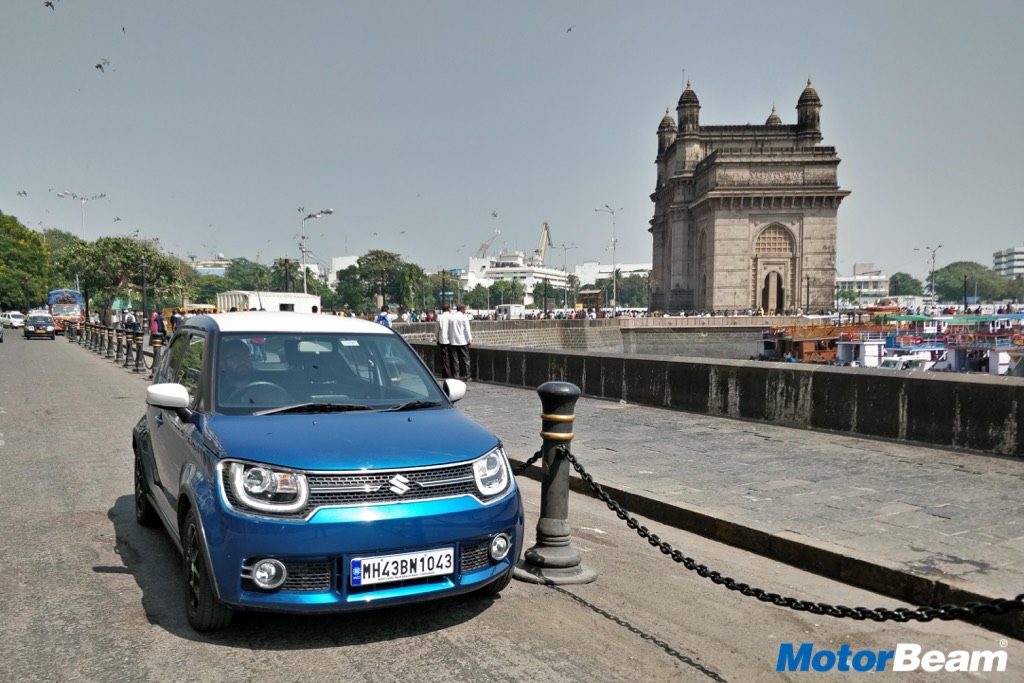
[388,474,411,495]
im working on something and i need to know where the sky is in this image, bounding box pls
[2,1,1022,284]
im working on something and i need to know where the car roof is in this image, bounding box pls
[183,312,392,335]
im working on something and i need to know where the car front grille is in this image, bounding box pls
[222,462,481,520]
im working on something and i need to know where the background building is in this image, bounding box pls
[836,263,890,308]
[994,246,1024,278]
[649,80,849,313]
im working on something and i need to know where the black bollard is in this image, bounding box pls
[514,381,597,585]
[133,330,146,373]
[114,328,125,363]
[149,332,165,378]
[105,326,115,358]
[123,329,135,368]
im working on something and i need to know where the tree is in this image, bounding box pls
[1007,276,1024,304]
[463,284,489,310]
[225,258,272,291]
[191,273,235,305]
[617,273,650,308]
[489,280,524,306]
[55,236,180,323]
[932,261,1007,303]
[358,250,404,306]
[270,258,303,293]
[888,272,923,297]
[0,212,48,310]
[837,288,860,308]
[334,265,372,313]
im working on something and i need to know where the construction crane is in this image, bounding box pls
[532,222,552,265]
[476,228,501,258]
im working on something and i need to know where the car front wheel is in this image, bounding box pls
[134,453,158,527]
[182,509,232,631]
[476,566,514,596]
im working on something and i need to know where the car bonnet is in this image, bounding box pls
[203,408,503,470]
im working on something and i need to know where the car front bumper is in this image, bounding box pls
[198,490,524,612]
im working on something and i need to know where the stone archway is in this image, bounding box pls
[752,225,796,312]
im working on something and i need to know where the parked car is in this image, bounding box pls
[24,313,56,340]
[132,312,522,631]
[1,311,25,328]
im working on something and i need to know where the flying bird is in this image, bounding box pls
[44,1,55,10]
[114,216,122,222]
[566,26,575,32]
[95,63,105,72]
[491,211,497,218]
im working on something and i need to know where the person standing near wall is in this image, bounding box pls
[436,304,453,378]
[447,304,472,381]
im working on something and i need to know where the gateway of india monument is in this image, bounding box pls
[649,80,850,314]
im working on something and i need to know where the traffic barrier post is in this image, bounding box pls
[514,381,598,585]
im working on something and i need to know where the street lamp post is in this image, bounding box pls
[300,208,334,294]
[594,205,621,317]
[962,273,969,314]
[554,242,577,309]
[140,256,147,330]
[915,244,942,307]
[56,191,106,239]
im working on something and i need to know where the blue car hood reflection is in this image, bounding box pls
[204,407,501,470]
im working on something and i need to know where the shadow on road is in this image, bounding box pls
[103,496,498,647]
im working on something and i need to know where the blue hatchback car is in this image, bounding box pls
[132,312,523,631]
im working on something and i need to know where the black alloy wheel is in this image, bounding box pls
[182,509,233,631]
[134,453,158,527]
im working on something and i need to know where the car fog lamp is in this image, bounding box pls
[489,533,511,561]
[252,559,287,589]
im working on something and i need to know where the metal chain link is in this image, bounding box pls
[557,447,1024,624]
[512,450,544,476]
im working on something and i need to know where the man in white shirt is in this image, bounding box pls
[436,304,453,378]
[447,304,473,381]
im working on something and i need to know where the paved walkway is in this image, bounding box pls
[457,381,1024,620]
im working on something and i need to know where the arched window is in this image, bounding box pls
[754,224,794,254]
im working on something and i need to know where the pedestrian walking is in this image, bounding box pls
[375,305,393,328]
[436,304,453,378]
[447,304,472,381]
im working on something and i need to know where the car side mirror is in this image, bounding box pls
[441,379,466,402]
[147,383,191,409]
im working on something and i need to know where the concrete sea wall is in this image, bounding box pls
[409,342,1024,457]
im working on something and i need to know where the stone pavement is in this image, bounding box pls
[457,381,1024,631]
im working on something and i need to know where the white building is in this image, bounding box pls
[574,260,652,286]
[460,250,568,307]
[836,263,889,308]
[994,246,1024,278]
[327,256,359,286]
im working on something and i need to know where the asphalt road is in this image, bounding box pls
[1,332,1020,682]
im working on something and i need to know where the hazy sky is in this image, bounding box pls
[2,1,1021,283]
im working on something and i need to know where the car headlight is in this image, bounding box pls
[46,326,55,332]
[226,461,309,513]
[472,447,510,497]
[26,326,35,331]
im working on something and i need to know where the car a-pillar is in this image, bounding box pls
[514,381,597,585]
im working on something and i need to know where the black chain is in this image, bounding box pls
[512,450,544,476]
[559,448,1024,624]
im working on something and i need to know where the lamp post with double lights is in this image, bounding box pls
[594,205,621,317]
[300,208,333,294]
[56,191,106,239]
[915,244,942,307]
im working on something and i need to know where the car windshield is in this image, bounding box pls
[215,332,447,415]
[27,316,52,324]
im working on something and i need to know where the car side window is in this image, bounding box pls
[163,333,206,410]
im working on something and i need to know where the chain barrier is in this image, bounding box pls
[512,450,543,476]
[518,446,1024,624]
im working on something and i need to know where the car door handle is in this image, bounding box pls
[154,414,164,426]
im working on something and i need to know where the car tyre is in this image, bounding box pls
[476,566,514,596]
[182,509,233,631]
[134,453,159,527]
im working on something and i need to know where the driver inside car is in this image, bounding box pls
[219,339,257,401]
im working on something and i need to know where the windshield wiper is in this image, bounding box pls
[254,402,375,416]
[383,400,443,412]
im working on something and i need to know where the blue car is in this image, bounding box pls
[132,312,522,631]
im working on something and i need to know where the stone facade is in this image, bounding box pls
[649,81,850,313]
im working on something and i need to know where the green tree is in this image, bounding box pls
[489,280,524,305]
[191,273,235,305]
[933,262,1007,303]
[1006,276,1024,304]
[0,212,48,310]
[270,258,303,293]
[463,284,489,310]
[334,265,372,313]
[616,273,650,308]
[225,258,272,291]
[56,236,180,323]
[358,250,404,305]
[888,272,923,297]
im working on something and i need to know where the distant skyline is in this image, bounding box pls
[2,1,1021,284]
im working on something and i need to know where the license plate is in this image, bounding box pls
[350,547,454,587]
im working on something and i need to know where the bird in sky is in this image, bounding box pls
[114,216,122,222]
[491,211,498,218]
[44,1,55,10]
[95,63,105,72]
[567,25,575,32]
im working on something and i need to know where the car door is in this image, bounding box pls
[149,332,207,513]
